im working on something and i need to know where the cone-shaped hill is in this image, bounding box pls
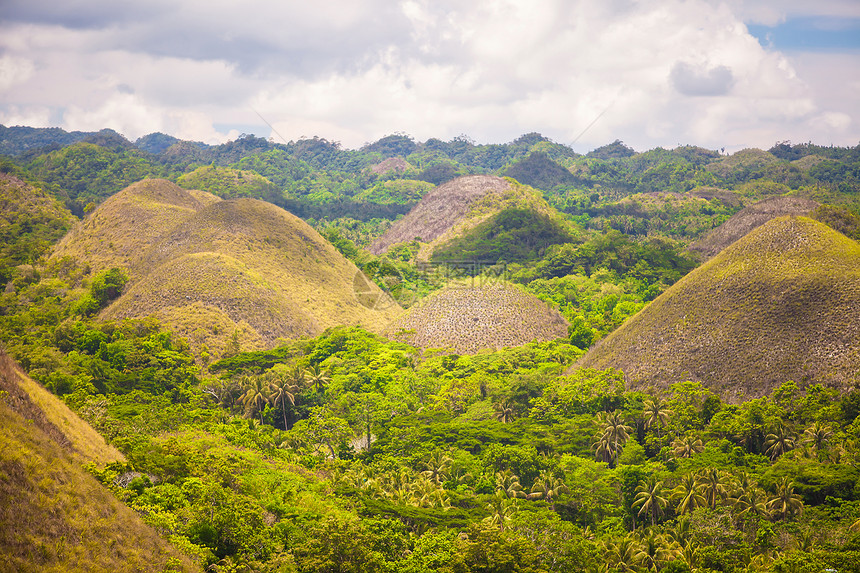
[385,281,569,354]
[51,179,400,357]
[576,216,860,400]
[369,175,573,262]
[690,196,819,259]
[0,351,196,572]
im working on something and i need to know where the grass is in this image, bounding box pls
[0,355,197,572]
[577,216,860,400]
[54,180,400,358]
[385,280,569,354]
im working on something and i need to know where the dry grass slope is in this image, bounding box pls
[385,281,569,354]
[690,196,819,259]
[576,216,860,400]
[53,180,399,358]
[369,175,513,255]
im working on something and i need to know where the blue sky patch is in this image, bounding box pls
[748,17,860,52]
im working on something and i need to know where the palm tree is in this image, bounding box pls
[672,473,706,515]
[642,397,672,437]
[802,422,833,458]
[633,477,668,526]
[766,477,803,521]
[698,468,729,510]
[527,470,569,511]
[605,535,639,572]
[634,530,678,571]
[671,435,704,459]
[421,449,452,485]
[764,424,797,460]
[493,401,515,424]
[592,434,615,464]
[305,364,329,394]
[730,471,768,518]
[595,410,633,466]
[484,492,519,531]
[495,470,527,499]
[268,372,298,430]
[240,375,270,424]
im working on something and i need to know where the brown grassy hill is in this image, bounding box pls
[369,175,514,255]
[53,180,400,358]
[50,178,218,273]
[0,351,197,572]
[575,216,860,401]
[385,281,569,354]
[690,196,819,259]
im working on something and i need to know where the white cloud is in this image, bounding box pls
[0,0,857,150]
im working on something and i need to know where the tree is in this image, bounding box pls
[484,492,519,532]
[643,397,672,437]
[421,449,453,485]
[494,401,516,424]
[594,411,633,467]
[766,477,803,521]
[306,364,330,394]
[496,470,527,499]
[698,468,729,510]
[671,474,706,515]
[634,530,678,571]
[764,424,797,460]
[239,375,270,424]
[802,422,833,458]
[671,435,704,459]
[633,478,668,526]
[527,470,570,511]
[268,371,298,430]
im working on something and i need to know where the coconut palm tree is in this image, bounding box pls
[595,410,633,466]
[605,535,639,572]
[730,471,768,518]
[484,492,519,531]
[764,424,797,460]
[240,375,270,424]
[698,468,729,510]
[642,397,672,437]
[527,470,569,511]
[421,449,453,485]
[802,422,833,458]
[634,530,678,571]
[633,477,668,526]
[493,401,515,424]
[495,470,527,499]
[305,364,330,394]
[767,477,804,521]
[268,372,298,430]
[672,473,706,515]
[671,435,704,459]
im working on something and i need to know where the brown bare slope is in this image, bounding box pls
[53,180,399,357]
[385,281,569,354]
[690,196,819,259]
[369,175,513,255]
[576,216,860,401]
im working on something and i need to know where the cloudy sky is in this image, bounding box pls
[1,0,858,153]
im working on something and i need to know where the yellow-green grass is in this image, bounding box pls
[0,400,198,572]
[176,165,276,199]
[54,180,400,356]
[0,351,123,464]
[690,196,819,259]
[576,216,860,401]
[704,148,779,179]
[0,173,75,229]
[50,178,219,275]
[385,281,569,354]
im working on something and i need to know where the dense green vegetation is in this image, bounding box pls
[2,126,860,571]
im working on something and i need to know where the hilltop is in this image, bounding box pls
[51,179,400,357]
[385,281,569,354]
[369,175,574,262]
[690,196,819,259]
[575,216,860,400]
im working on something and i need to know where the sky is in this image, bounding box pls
[0,0,858,153]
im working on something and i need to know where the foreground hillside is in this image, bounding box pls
[577,216,860,399]
[0,351,196,572]
[50,179,400,357]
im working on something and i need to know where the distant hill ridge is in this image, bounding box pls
[51,179,400,358]
[576,216,860,400]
